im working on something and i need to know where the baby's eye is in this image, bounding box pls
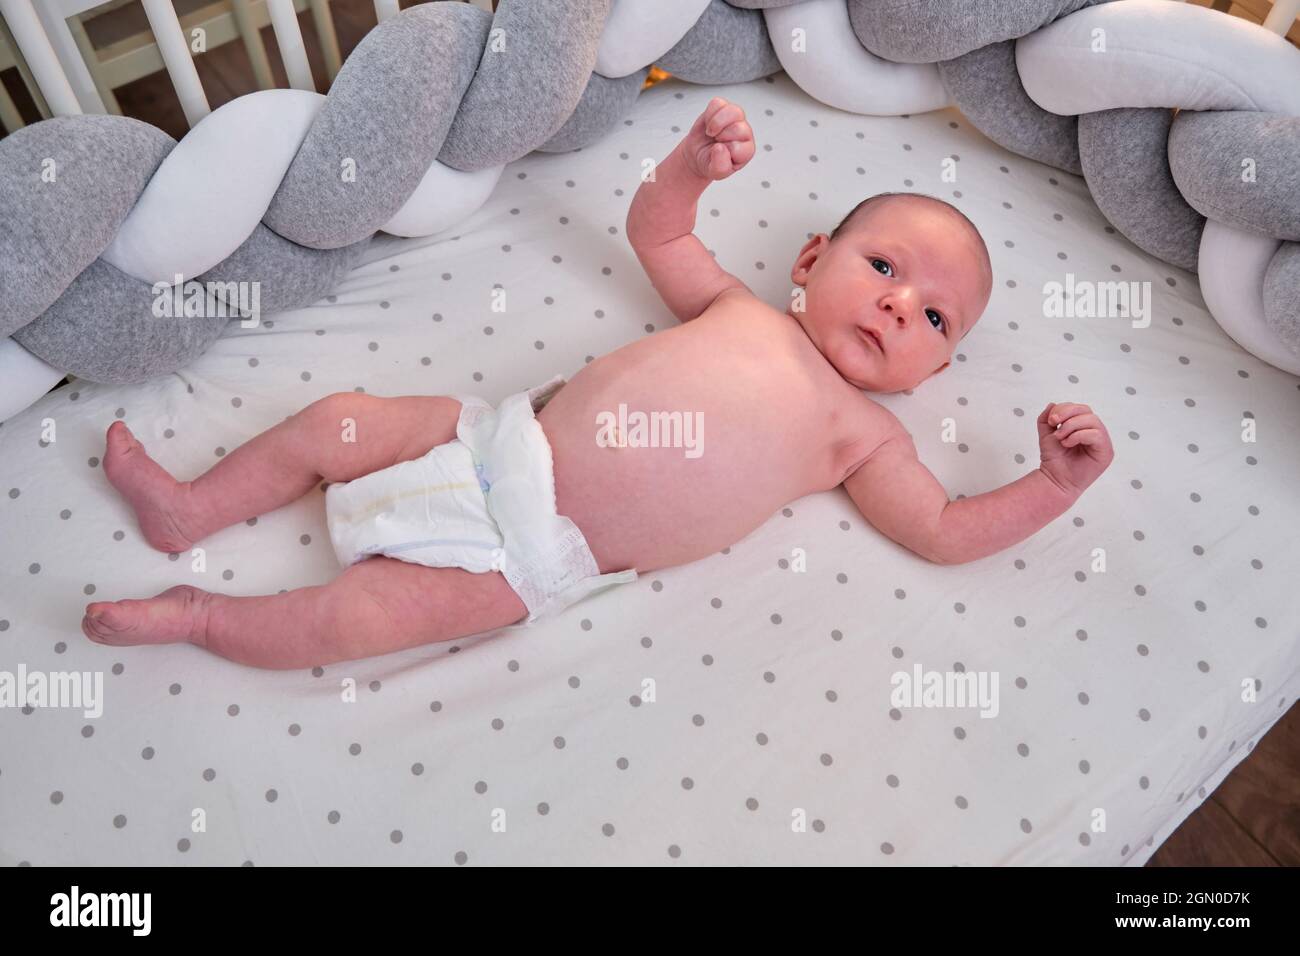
[870,258,893,277]
[926,308,945,332]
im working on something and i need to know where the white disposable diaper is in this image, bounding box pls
[324,375,637,624]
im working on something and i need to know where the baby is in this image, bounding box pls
[82,97,1114,669]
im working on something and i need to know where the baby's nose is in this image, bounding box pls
[883,302,911,325]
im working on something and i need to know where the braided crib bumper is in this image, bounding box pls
[1,0,1297,422]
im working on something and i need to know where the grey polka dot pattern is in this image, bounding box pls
[0,74,1295,866]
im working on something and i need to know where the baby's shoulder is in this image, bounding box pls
[695,284,769,322]
[839,389,907,439]
[827,392,910,481]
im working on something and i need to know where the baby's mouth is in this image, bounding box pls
[858,326,883,354]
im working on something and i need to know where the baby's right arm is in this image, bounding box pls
[625,98,755,322]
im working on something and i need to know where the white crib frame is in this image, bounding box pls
[0,0,495,129]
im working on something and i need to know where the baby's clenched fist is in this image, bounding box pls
[1037,402,1114,498]
[680,97,755,181]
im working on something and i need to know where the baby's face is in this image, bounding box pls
[786,199,991,393]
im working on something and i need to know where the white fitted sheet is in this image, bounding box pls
[1,73,1297,866]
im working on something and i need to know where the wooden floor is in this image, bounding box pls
[1147,699,1299,866]
[1,1,1297,866]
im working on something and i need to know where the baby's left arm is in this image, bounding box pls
[843,403,1114,565]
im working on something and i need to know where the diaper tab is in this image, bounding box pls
[525,374,568,412]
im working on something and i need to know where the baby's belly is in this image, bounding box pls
[537,381,838,574]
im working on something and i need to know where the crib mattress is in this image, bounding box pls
[1,73,1297,866]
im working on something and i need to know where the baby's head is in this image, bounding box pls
[786,192,992,393]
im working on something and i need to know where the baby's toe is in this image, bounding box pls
[106,419,133,447]
[82,602,136,644]
[82,613,112,644]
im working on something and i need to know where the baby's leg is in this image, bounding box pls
[82,556,528,669]
[103,392,463,552]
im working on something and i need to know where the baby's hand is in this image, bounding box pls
[1037,402,1114,498]
[680,97,755,181]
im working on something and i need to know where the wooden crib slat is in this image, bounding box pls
[267,0,316,92]
[140,0,210,126]
[230,0,276,91]
[1264,0,1300,35]
[0,5,50,120]
[308,0,342,83]
[67,10,122,116]
[0,0,81,117]
[373,0,401,24]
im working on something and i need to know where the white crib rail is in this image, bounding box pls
[1265,0,1300,33]
[267,0,314,90]
[0,0,80,116]
[140,0,210,124]
[0,7,50,119]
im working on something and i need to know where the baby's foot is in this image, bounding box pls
[82,585,211,647]
[102,421,195,553]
